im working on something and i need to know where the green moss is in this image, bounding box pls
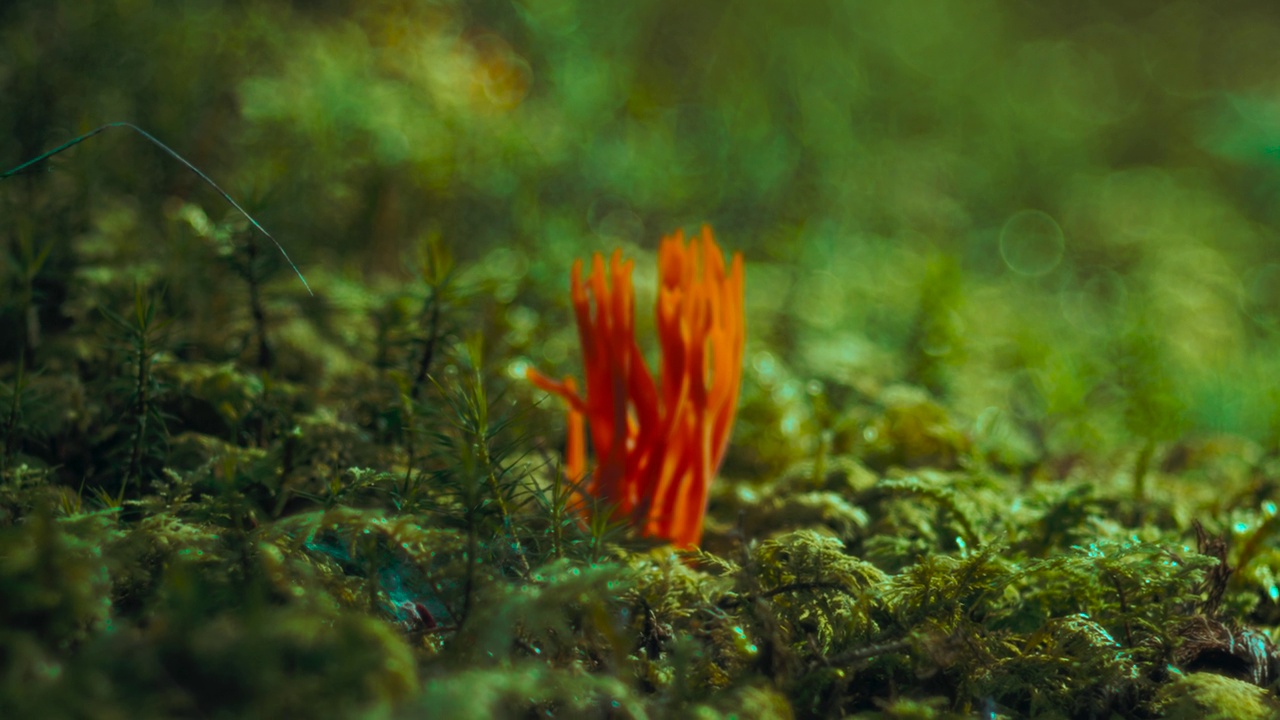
[6,2,1280,717]
[1154,672,1280,720]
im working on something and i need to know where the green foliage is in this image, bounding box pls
[750,530,885,653]
[1153,673,1280,720]
[412,664,648,720]
[905,256,965,399]
[0,508,117,653]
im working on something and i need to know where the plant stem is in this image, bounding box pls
[124,321,151,500]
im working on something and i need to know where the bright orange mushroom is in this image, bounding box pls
[527,226,745,548]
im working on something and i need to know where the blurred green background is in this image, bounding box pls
[5,0,1280,466]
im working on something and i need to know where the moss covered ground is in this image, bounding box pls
[7,1,1280,718]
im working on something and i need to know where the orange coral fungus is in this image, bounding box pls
[527,226,745,548]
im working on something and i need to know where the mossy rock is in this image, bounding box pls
[1153,672,1280,720]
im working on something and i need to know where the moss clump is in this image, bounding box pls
[1153,672,1280,720]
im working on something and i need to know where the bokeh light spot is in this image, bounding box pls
[999,209,1065,276]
